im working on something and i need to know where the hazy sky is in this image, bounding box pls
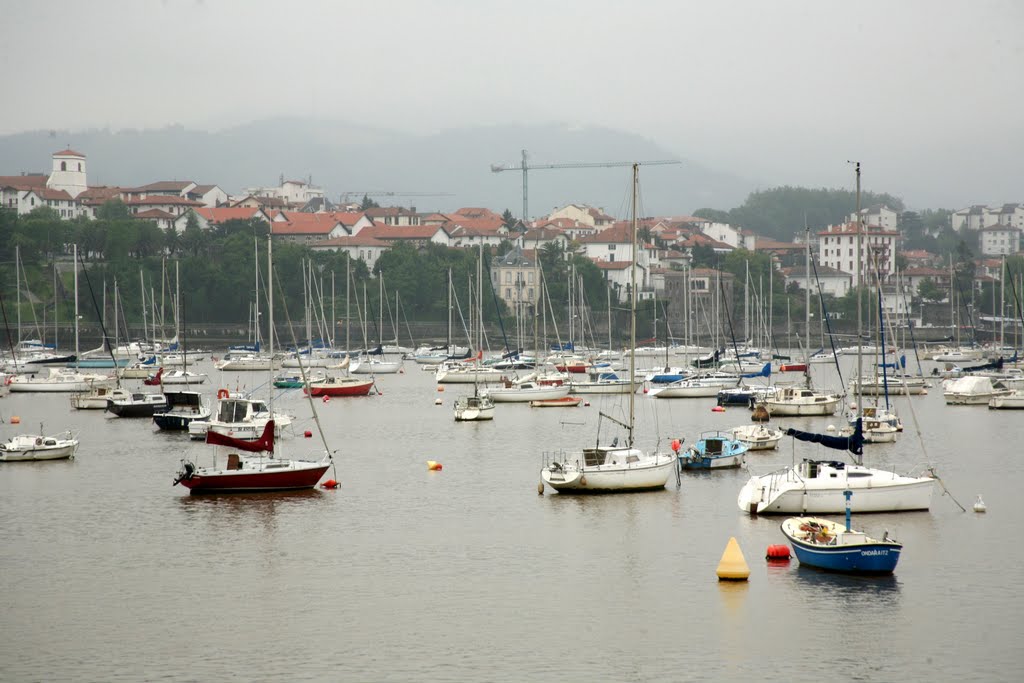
[2,0,1022,208]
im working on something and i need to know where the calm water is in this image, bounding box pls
[0,357,1020,682]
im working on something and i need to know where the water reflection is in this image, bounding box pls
[793,566,902,601]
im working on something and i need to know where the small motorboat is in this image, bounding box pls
[0,431,79,461]
[453,393,495,421]
[529,396,582,408]
[106,390,168,418]
[678,431,747,469]
[731,424,783,450]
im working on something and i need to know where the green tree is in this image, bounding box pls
[918,277,945,302]
[360,194,380,210]
[692,208,731,223]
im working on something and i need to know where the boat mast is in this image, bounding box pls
[628,163,638,447]
[254,238,261,350]
[73,244,79,368]
[804,217,812,380]
[15,245,20,345]
[345,257,351,354]
[176,260,182,372]
[854,161,863,413]
[139,269,146,350]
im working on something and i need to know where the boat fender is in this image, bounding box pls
[580,475,587,486]
[217,388,229,399]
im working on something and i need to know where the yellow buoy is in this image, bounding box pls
[10,415,20,424]
[717,537,750,581]
[427,460,443,471]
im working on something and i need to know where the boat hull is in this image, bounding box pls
[541,449,675,493]
[306,380,374,397]
[530,397,581,408]
[0,444,77,461]
[485,385,570,403]
[764,397,841,416]
[177,463,329,494]
[738,470,935,514]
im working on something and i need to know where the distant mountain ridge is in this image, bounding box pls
[0,118,753,217]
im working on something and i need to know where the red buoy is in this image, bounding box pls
[766,545,791,561]
[321,479,339,489]
[304,430,313,438]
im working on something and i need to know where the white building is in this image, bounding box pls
[46,149,88,198]
[244,178,324,206]
[782,264,852,298]
[818,222,898,287]
[547,203,615,229]
[952,203,1024,232]
[850,204,898,231]
[979,225,1021,256]
[700,222,747,249]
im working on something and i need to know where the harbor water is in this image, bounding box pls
[0,357,1020,682]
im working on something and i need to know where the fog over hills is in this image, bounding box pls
[0,119,753,218]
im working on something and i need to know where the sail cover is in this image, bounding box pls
[206,420,275,453]
[786,418,863,456]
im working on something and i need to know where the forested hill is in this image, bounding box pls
[694,186,907,242]
[0,119,751,218]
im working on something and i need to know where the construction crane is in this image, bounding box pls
[339,191,454,206]
[490,150,680,221]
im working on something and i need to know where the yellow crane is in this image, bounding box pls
[490,149,679,221]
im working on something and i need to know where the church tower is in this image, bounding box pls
[46,149,88,198]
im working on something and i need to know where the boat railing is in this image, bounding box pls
[541,450,574,469]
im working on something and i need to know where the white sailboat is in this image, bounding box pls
[540,164,676,493]
[737,163,936,514]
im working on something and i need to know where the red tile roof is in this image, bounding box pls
[134,209,176,220]
[578,223,634,244]
[593,260,633,271]
[35,187,73,200]
[360,224,446,240]
[0,174,49,190]
[125,196,202,207]
[195,207,268,224]
[53,149,86,157]
[316,234,391,248]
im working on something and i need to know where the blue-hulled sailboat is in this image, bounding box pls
[781,490,903,574]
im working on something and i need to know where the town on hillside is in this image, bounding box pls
[3,149,1023,339]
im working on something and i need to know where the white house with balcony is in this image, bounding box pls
[818,222,897,287]
[491,246,540,310]
[979,225,1021,256]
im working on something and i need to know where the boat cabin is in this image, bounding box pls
[216,398,267,423]
[583,446,641,467]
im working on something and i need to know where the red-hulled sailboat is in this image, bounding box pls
[174,420,331,494]
[304,374,374,397]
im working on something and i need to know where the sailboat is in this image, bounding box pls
[737,164,936,514]
[762,223,841,416]
[174,235,331,493]
[539,164,676,493]
[781,490,903,575]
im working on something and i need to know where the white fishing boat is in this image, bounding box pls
[539,165,677,494]
[188,392,294,441]
[0,430,79,461]
[730,424,783,450]
[569,370,632,394]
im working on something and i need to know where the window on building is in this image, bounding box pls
[506,288,511,298]
[528,287,534,299]
[60,161,66,171]
[529,272,535,284]
[505,272,511,284]
[849,249,853,256]
[77,163,82,171]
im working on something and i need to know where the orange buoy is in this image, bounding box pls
[765,545,791,561]
[712,405,726,413]
[304,430,313,438]
[321,479,339,489]
[10,416,20,424]
[437,385,445,392]
[427,460,443,471]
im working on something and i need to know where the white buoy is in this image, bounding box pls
[434,398,443,405]
[974,495,987,513]
[826,424,836,432]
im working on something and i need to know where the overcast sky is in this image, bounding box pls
[2,0,1022,208]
